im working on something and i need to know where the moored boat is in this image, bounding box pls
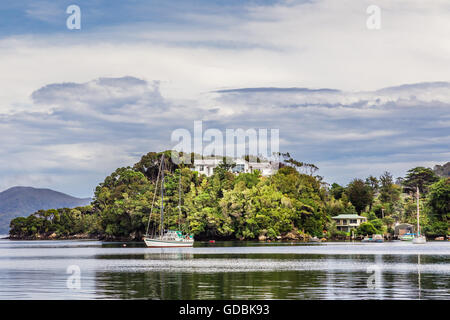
[144,154,194,248]
[372,234,384,243]
[413,186,426,245]
[399,233,415,241]
[361,234,384,243]
[144,231,194,247]
[412,236,426,244]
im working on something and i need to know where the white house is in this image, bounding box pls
[193,158,278,177]
[331,214,367,233]
[192,158,221,177]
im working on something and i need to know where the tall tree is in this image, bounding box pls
[330,183,345,200]
[365,176,379,194]
[402,167,439,194]
[133,150,184,182]
[427,178,450,222]
[379,171,400,205]
[346,179,373,213]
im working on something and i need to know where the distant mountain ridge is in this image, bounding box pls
[0,186,91,234]
[434,162,450,178]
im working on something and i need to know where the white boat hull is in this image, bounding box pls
[413,236,426,244]
[144,238,194,248]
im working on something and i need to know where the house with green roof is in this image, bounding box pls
[331,214,367,232]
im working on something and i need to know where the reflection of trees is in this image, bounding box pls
[93,253,450,299]
[95,270,327,299]
[143,252,194,260]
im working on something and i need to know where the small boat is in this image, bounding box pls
[413,236,426,244]
[362,234,384,243]
[399,233,415,241]
[372,234,384,243]
[413,186,426,245]
[144,230,194,247]
[309,236,321,243]
[144,154,194,248]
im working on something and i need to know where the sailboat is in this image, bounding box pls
[144,154,194,248]
[412,186,426,244]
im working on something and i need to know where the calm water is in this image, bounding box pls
[0,237,449,300]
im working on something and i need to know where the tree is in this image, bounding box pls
[133,150,183,182]
[403,167,439,194]
[427,178,450,222]
[234,172,260,189]
[365,175,379,210]
[330,183,345,200]
[345,179,373,213]
[365,176,379,194]
[379,171,400,205]
[423,221,448,237]
[382,216,395,233]
[92,167,152,238]
[356,222,377,236]
[370,218,385,234]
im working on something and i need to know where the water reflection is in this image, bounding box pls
[418,254,422,300]
[93,267,450,300]
[143,252,194,260]
[93,250,450,300]
[0,240,449,299]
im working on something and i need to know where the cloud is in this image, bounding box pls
[1,76,449,197]
[208,81,450,183]
[25,1,63,23]
[2,0,450,113]
[1,0,450,195]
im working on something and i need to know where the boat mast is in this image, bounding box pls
[145,154,163,237]
[178,169,182,231]
[160,154,165,238]
[416,185,420,237]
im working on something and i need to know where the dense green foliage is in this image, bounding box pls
[433,162,450,178]
[346,179,373,213]
[427,178,450,222]
[9,151,449,240]
[402,167,439,194]
[9,206,99,238]
[0,186,90,234]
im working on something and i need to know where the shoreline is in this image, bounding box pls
[4,235,399,242]
[4,234,448,243]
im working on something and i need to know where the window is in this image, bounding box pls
[199,165,204,171]
[350,219,357,224]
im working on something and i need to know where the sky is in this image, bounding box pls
[0,0,449,198]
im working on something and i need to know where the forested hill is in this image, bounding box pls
[434,162,450,177]
[7,151,450,240]
[0,186,91,234]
